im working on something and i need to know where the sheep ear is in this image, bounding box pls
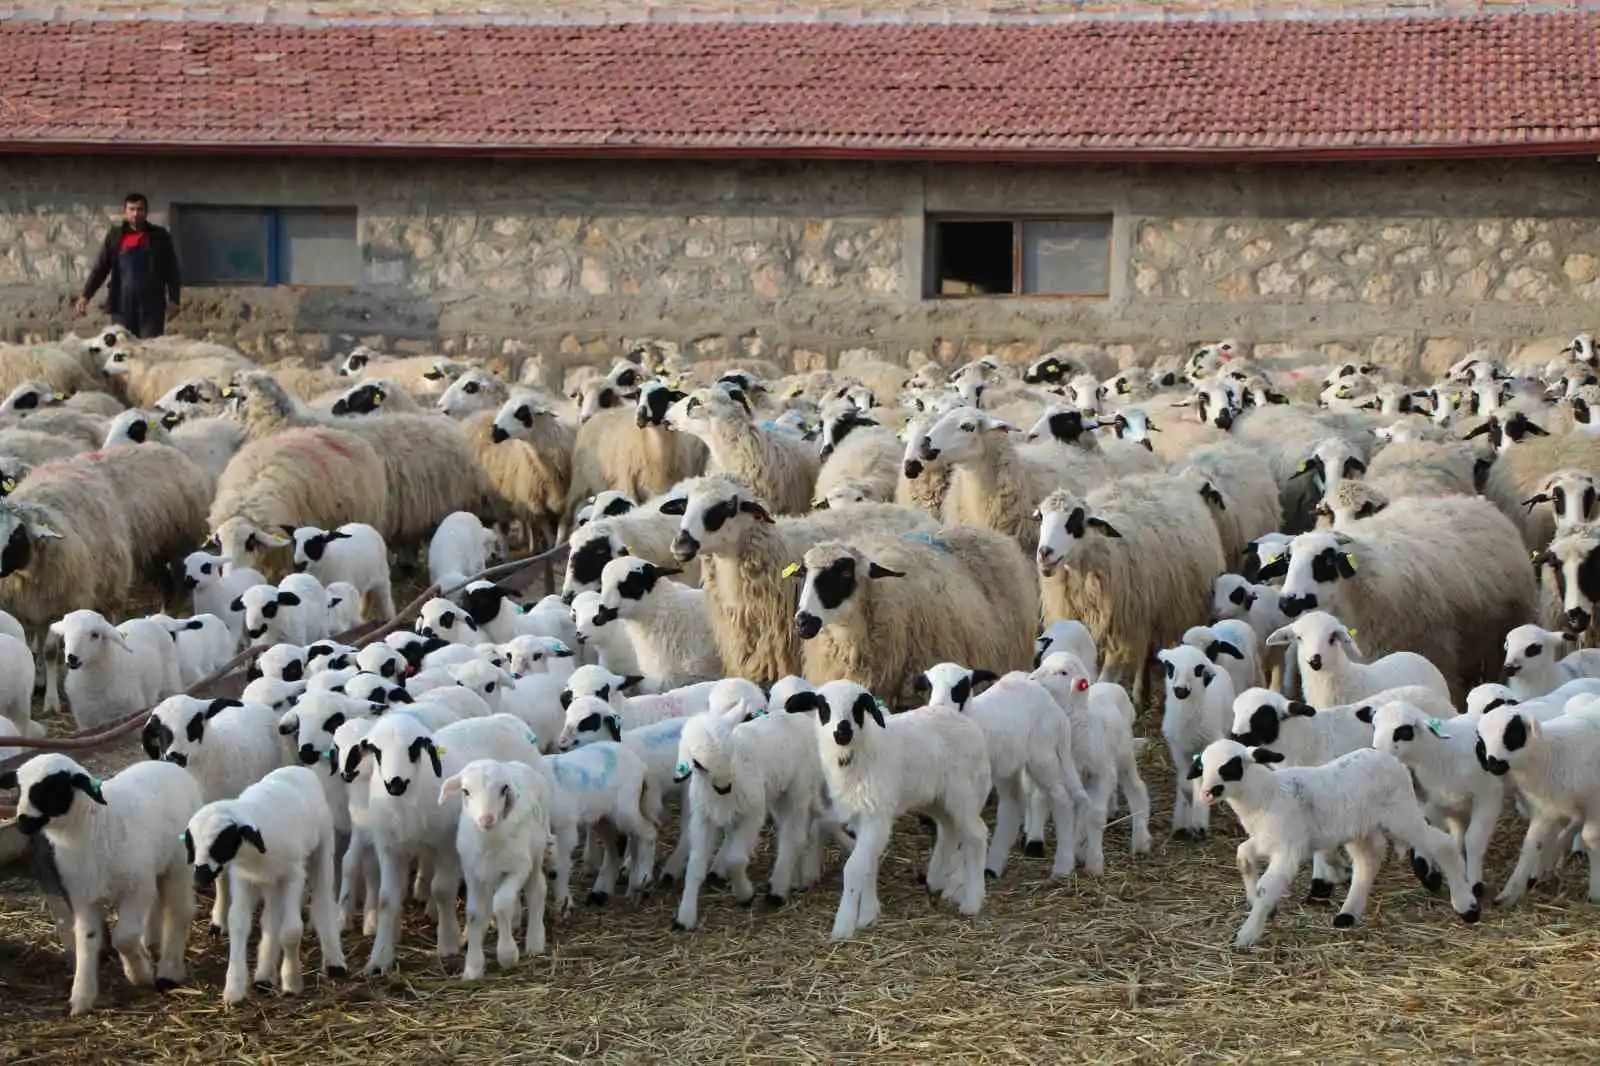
[438,774,464,803]
[206,697,242,718]
[0,769,15,791]
[604,713,622,742]
[656,496,687,516]
[739,499,775,524]
[259,529,292,548]
[911,673,931,693]
[106,627,133,652]
[229,596,245,614]
[277,713,299,736]
[72,772,107,805]
[1263,625,1294,649]
[1354,704,1375,724]
[867,561,904,579]
[277,591,302,607]
[1185,754,1203,780]
[1338,628,1362,656]
[1526,421,1551,437]
[1286,701,1317,718]
[784,690,821,715]
[619,674,645,693]
[1250,747,1285,765]
[1207,639,1244,661]
[970,668,1000,688]
[1336,552,1358,579]
[855,692,886,729]
[240,826,267,854]
[1086,517,1122,538]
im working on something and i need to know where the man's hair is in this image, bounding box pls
[124,192,148,207]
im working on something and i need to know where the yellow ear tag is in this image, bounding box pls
[1344,554,1358,572]
[1296,460,1308,473]
[221,386,238,398]
[434,745,447,756]
[1,478,14,494]
[654,364,668,374]
[781,563,800,578]
[372,391,384,407]
[1347,626,1357,638]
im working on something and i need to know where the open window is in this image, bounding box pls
[927,215,1112,298]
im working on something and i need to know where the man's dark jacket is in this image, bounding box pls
[82,221,182,312]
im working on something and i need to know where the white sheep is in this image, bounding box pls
[544,733,661,905]
[784,679,991,939]
[325,581,364,635]
[1266,610,1451,708]
[287,522,396,621]
[1210,573,1296,694]
[570,588,648,680]
[1181,620,1264,697]
[1034,618,1097,670]
[359,712,542,973]
[1190,740,1482,949]
[0,630,39,738]
[1501,623,1600,699]
[50,609,181,731]
[453,581,580,649]
[501,633,580,682]
[154,612,236,688]
[1028,652,1153,874]
[560,665,717,735]
[181,550,264,645]
[428,510,502,593]
[1368,698,1504,893]
[438,758,553,978]
[236,574,331,647]
[665,384,817,516]
[1475,702,1600,906]
[914,663,1088,879]
[1157,643,1237,840]
[595,555,722,687]
[2,754,201,1015]
[184,765,346,1004]
[447,658,562,752]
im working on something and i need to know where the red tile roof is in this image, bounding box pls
[1,13,1598,160]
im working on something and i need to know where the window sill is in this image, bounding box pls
[925,292,1111,301]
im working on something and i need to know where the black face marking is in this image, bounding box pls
[1,524,33,576]
[185,711,207,744]
[1044,410,1086,443]
[461,583,514,626]
[950,675,973,707]
[1063,507,1087,538]
[1502,714,1528,753]
[1233,704,1279,746]
[701,498,738,533]
[615,564,666,602]
[811,557,858,611]
[1023,357,1070,385]
[1392,724,1415,743]
[17,770,104,835]
[142,716,174,759]
[1217,755,1245,782]
[568,538,613,587]
[601,496,634,518]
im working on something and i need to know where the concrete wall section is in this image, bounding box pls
[1,154,1596,378]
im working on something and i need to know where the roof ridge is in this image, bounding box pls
[1,3,1595,29]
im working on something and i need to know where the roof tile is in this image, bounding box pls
[0,14,1597,157]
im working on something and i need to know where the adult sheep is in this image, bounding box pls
[558,381,706,538]
[666,386,818,516]
[331,405,488,552]
[1175,442,1282,568]
[0,342,101,400]
[1481,432,1600,550]
[1277,494,1535,702]
[102,343,252,409]
[1035,473,1227,711]
[476,391,575,552]
[77,444,211,577]
[811,401,903,507]
[661,474,937,686]
[793,527,1038,706]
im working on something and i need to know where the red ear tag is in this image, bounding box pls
[1075,678,1090,692]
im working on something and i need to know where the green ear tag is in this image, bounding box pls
[1426,718,1447,739]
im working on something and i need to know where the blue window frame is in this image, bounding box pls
[174,205,360,286]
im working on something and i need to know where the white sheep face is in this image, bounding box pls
[792,544,902,640]
[666,482,773,561]
[1187,739,1281,809]
[437,368,503,417]
[573,378,626,425]
[441,759,527,831]
[918,406,1009,468]
[416,597,479,643]
[503,634,574,679]
[287,691,372,767]
[2,753,104,834]
[49,609,129,672]
[785,678,885,762]
[489,394,557,444]
[1024,405,1093,447]
[597,556,679,623]
[1033,494,1120,577]
[1210,574,1257,622]
[289,526,351,571]
[212,517,290,572]
[1226,687,1315,748]
[1475,705,1542,777]
[1298,437,1366,495]
[184,804,267,888]
[556,694,622,751]
[1276,532,1360,619]
[86,324,135,358]
[570,591,606,647]
[1501,625,1566,681]
[1368,700,1443,761]
[913,662,991,709]
[362,716,442,797]
[1158,645,1216,704]
[676,712,737,792]
[142,695,242,766]
[446,659,510,709]
[356,642,408,682]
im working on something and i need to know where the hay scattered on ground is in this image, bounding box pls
[6,733,1600,1064]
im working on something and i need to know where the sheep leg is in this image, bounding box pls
[1118,757,1153,855]
[923,813,956,898]
[658,782,693,885]
[956,804,989,917]
[1078,775,1113,876]
[253,883,286,993]
[154,863,192,991]
[360,848,380,936]
[431,853,465,960]
[671,811,717,932]
[461,876,490,981]
[1236,840,1262,899]
[365,847,407,974]
[766,801,808,906]
[1021,782,1048,858]
[1581,821,1600,904]
[588,824,623,903]
[68,908,105,1016]
[1390,808,1481,920]
[1334,831,1385,929]
[41,631,61,716]
[985,776,1026,879]
[1308,852,1343,902]
[222,877,257,1005]
[276,870,308,997]
[523,861,548,957]
[720,812,764,905]
[1044,775,1080,880]
[1462,799,1502,893]
[337,828,365,931]
[112,892,156,988]
[1167,743,1194,837]
[210,874,230,938]
[1234,851,1300,951]
[309,839,346,979]
[492,871,527,972]
[833,818,891,941]
[548,822,579,917]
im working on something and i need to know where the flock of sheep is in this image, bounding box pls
[4,324,1600,1014]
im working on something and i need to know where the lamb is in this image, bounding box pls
[1276,494,1536,702]
[668,680,830,931]
[1035,618,1097,671]
[559,491,706,600]
[437,758,552,978]
[913,404,1106,556]
[500,633,580,683]
[666,385,819,515]
[1,754,201,1015]
[595,555,723,687]
[1266,611,1452,708]
[1368,698,1505,893]
[101,407,245,484]
[559,666,717,736]
[544,731,661,905]
[1035,474,1227,710]
[1501,623,1600,699]
[446,658,563,752]
[208,426,392,563]
[476,392,575,551]
[574,490,637,528]
[570,589,647,679]
[782,679,992,940]
[793,527,1039,706]
[914,663,1088,879]
[286,522,396,621]
[50,609,181,731]
[558,381,706,535]
[1190,740,1482,948]
[1210,574,1296,693]
[1028,652,1153,873]
[359,712,543,973]
[184,765,346,1004]
[235,574,331,647]
[661,474,936,686]
[428,510,502,593]
[810,401,903,506]
[1314,479,1394,529]
[1157,643,1237,840]
[1180,620,1264,697]
[0,631,38,738]
[155,613,237,688]
[453,581,579,650]
[1475,702,1600,906]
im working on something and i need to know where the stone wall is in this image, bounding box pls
[2,154,1597,380]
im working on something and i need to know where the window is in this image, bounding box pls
[928,215,1112,297]
[174,206,361,286]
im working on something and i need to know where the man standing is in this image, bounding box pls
[75,192,181,338]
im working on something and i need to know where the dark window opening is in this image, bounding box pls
[928,215,1112,298]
